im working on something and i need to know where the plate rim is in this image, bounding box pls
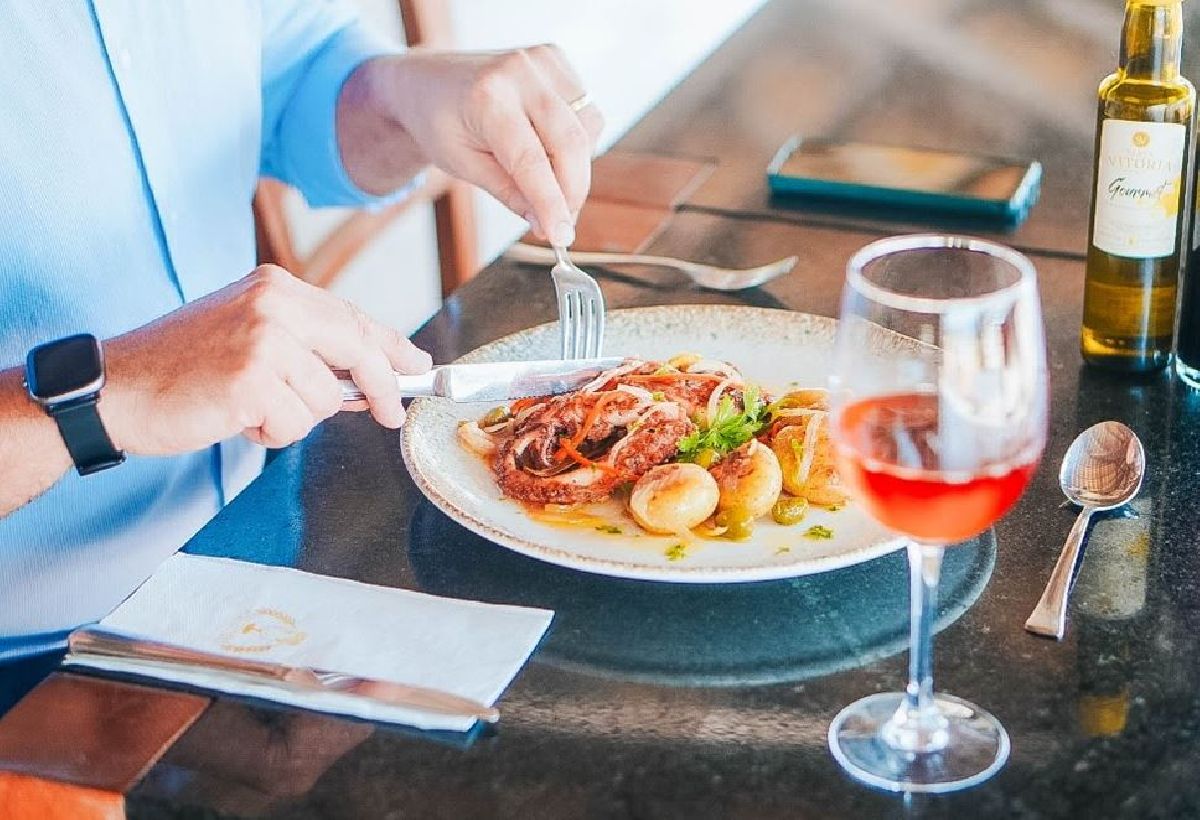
[401,305,906,584]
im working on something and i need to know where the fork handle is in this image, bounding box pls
[509,243,679,270]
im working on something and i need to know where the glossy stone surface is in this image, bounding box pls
[15,0,1200,816]
[120,212,1200,818]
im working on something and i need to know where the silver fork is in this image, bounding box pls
[509,242,797,292]
[551,245,606,359]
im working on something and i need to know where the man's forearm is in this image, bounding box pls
[0,366,72,516]
[336,55,429,196]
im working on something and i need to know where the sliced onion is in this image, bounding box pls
[513,403,545,425]
[580,360,645,392]
[772,407,823,420]
[706,379,733,426]
[456,421,497,456]
[687,358,741,380]
[795,414,824,487]
[615,384,655,402]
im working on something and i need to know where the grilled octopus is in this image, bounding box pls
[478,359,742,505]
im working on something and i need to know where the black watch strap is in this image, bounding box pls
[50,398,125,476]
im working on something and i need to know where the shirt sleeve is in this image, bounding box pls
[259,0,407,208]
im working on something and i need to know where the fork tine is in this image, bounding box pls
[555,277,573,359]
[589,296,606,357]
[581,296,597,358]
[572,292,587,360]
[561,290,573,360]
[571,293,585,360]
[581,297,595,359]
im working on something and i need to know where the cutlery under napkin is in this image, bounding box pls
[64,554,553,731]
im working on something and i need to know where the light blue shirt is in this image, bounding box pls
[0,1,401,659]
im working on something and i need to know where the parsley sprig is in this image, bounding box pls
[676,385,768,463]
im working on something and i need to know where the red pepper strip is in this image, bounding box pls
[556,437,623,477]
[552,392,624,464]
[510,396,543,414]
[570,392,624,449]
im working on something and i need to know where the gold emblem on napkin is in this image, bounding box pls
[219,608,306,653]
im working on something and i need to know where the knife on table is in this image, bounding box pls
[66,628,500,723]
[337,357,624,404]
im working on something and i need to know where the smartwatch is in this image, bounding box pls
[25,333,125,475]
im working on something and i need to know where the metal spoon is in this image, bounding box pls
[1024,422,1145,639]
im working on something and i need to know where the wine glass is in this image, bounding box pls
[827,234,1047,793]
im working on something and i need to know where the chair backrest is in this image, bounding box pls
[252,0,478,297]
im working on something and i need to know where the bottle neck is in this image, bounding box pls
[1120,1,1184,81]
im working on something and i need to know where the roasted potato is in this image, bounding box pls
[771,418,848,506]
[629,463,721,534]
[771,388,829,412]
[709,440,783,520]
[772,424,812,497]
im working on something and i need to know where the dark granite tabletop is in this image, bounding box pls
[17,1,1200,817]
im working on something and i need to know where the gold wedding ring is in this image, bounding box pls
[568,92,592,113]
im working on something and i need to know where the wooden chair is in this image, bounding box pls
[252,0,479,298]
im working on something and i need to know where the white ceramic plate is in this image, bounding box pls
[401,305,904,583]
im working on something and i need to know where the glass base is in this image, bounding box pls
[828,692,1009,794]
[1177,357,1200,389]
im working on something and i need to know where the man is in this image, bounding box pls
[0,1,602,659]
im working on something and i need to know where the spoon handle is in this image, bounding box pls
[1025,506,1097,639]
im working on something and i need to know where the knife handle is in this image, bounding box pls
[69,628,294,681]
[335,369,439,403]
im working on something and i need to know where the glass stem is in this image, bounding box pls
[881,540,950,754]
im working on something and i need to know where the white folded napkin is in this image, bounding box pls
[65,553,553,731]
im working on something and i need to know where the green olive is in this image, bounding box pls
[724,518,754,541]
[480,406,510,426]
[693,448,720,469]
[771,496,809,526]
[715,508,754,541]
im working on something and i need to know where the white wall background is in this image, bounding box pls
[287,1,768,335]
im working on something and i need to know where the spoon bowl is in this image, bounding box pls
[1026,421,1146,639]
[1058,421,1145,508]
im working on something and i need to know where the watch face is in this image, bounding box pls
[27,334,104,401]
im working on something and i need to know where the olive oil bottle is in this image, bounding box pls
[1082,0,1194,372]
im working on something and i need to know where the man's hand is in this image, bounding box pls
[100,265,431,454]
[338,45,604,247]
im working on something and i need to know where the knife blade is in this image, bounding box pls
[338,357,624,404]
[66,628,499,723]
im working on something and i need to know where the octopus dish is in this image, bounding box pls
[457,355,848,542]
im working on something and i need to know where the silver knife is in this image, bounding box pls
[338,357,624,404]
[65,628,499,724]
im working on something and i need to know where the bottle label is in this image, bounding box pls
[1093,119,1186,259]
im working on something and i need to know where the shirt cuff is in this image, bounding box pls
[274,24,407,208]
[0,630,68,663]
